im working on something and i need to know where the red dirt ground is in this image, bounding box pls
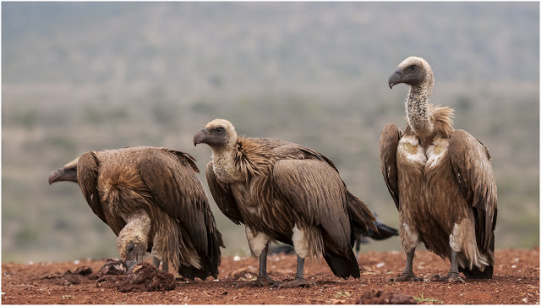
[2,248,539,304]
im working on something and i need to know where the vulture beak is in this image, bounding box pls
[125,242,146,273]
[388,69,403,89]
[48,167,78,185]
[193,128,209,146]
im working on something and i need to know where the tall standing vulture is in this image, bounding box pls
[194,119,377,288]
[48,146,223,280]
[381,56,498,283]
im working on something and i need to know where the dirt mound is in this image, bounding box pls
[97,262,175,292]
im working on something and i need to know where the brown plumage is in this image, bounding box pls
[194,119,377,288]
[48,146,223,280]
[381,56,497,283]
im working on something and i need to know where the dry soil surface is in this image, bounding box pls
[2,248,539,304]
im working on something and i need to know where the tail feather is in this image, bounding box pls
[323,247,360,279]
[368,221,399,240]
[459,264,493,279]
[346,191,377,241]
[177,205,224,280]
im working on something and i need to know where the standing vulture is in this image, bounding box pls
[194,119,377,288]
[381,56,497,283]
[48,146,223,280]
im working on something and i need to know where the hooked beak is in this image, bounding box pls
[126,259,138,272]
[48,167,77,185]
[193,128,209,146]
[388,69,403,89]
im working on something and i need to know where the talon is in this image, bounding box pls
[277,277,312,289]
[392,272,423,282]
[431,273,465,284]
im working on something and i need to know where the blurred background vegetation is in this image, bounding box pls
[2,2,539,263]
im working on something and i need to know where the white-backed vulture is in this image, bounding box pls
[381,56,497,283]
[194,119,377,288]
[48,146,224,280]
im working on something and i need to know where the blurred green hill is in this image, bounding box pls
[2,2,539,263]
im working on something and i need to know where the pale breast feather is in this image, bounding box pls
[398,136,426,164]
[426,138,449,168]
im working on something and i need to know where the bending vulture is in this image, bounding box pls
[381,56,497,283]
[194,119,378,288]
[49,146,223,280]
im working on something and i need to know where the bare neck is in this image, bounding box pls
[406,83,434,138]
[211,144,242,183]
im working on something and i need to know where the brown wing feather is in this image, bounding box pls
[448,129,498,252]
[136,148,210,253]
[379,123,403,210]
[205,161,243,225]
[272,159,351,250]
[77,152,110,228]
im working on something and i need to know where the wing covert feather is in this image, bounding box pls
[137,148,209,253]
[448,130,497,251]
[273,159,350,249]
[379,123,402,210]
[205,162,243,225]
[77,152,109,226]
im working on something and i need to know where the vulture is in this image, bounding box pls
[194,119,378,288]
[48,146,224,280]
[381,56,498,283]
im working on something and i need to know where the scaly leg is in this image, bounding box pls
[153,256,161,269]
[232,244,280,288]
[392,248,423,282]
[431,251,465,283]
[251,244,280,286]
[277,255,313,289]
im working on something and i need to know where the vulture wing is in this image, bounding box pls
[77,152,110,228]
[379,123,403,210]
[205,161,244,225]
[448,130,498,252]
[273,159,351,250]
[136,148,210,253]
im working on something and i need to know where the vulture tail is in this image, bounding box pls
[459,264,493,279]
[368,220,399,240]
[459,229,495,279]
[323,247,360,279]
[179,207,224,280]
[346,191,378,243]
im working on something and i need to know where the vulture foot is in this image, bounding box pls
[252,275,281,287]
[232,275,281,288]
[390,272,423,282]
[430,273,465,284]
[276,277,313,289]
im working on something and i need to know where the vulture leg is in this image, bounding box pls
[152,256,168,272]
[162,258,169,273]
[392,248,423,282]
[252,244,280,286]
[430,251,465,283]
[233,243,280,288]
[277,255,313,289]
[153,256,161,269]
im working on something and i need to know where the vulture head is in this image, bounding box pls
[116,218,150,272]
[193,118,237,149]
[388,56,433,89]
[48,157,79,184]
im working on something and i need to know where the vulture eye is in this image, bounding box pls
[215,127,224,133]
[127,242,135,253]
[409,65,416,71]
